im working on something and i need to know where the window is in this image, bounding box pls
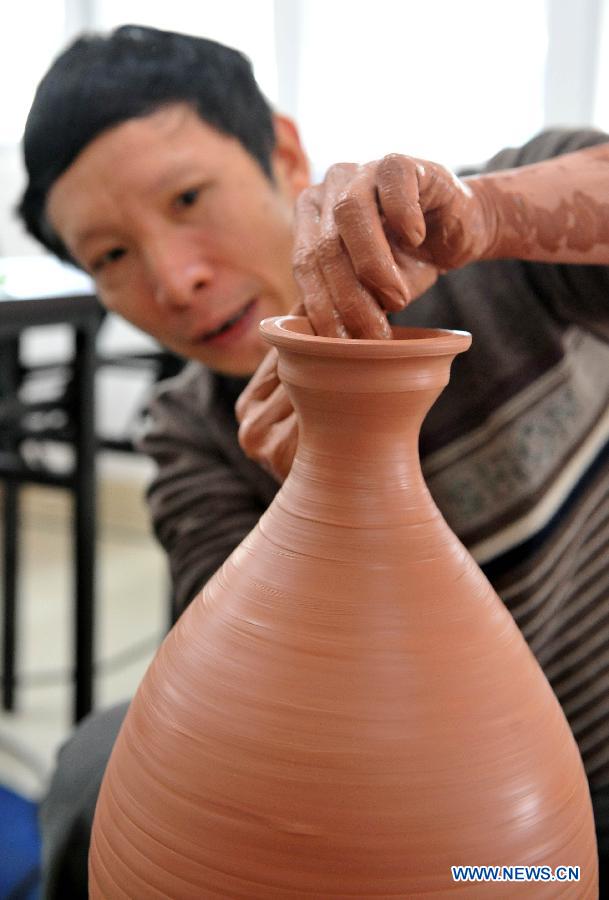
[294,0,548,174]
[0,0,68,144]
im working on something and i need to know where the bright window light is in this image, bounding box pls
[0,1,67,144]
[295,0,548,175]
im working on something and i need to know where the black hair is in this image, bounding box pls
[17,24,276,261]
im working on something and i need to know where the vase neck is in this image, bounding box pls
[261,317,471,490]
[288,375,435,469]
[280,352,455,471]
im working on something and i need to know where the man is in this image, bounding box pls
[19,24,609,897]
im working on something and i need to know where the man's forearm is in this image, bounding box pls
[470,143,609,265]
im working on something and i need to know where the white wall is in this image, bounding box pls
[0,146,41,258]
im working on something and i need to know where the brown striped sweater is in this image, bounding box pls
[140,128,609,790]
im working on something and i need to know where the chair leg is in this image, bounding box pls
[167,584,178,632]
[1,338,21,712]
[72,325,98,723]
[2,480,18,711]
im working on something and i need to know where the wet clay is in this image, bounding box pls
[89,317,597,898]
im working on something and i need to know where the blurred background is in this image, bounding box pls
[0,0,608,894]
[2,0,609,256]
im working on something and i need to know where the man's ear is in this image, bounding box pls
[271,114,311,199]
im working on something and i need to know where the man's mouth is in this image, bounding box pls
[201,299,257,343]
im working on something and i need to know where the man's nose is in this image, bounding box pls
[146,238,214,310]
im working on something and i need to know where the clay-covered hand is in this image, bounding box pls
[237,156,494,478]
[293,154,495,338]
[237,155,495,480]
[236,348,298,483]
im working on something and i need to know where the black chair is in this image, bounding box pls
[1,301,102,724]
[1,306,184,723]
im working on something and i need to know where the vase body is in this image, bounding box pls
[90,317,597,898]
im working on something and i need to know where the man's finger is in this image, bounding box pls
[235,348,280,422]
[293,189,347,337]
[265,410,299,483]
[376,154,428,249]
[333,168,408,311]
[238,393,298,482]
[315,225,392,339]
[238,382,294,447]
[393,253,439,302]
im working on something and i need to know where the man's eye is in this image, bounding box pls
[91,247,126,272]
[176,188,200,208]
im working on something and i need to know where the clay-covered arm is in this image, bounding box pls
[471,142,609,265]
[238,136,609,482]
[292,143,609,340]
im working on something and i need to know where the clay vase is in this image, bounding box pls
[89,317,597,898]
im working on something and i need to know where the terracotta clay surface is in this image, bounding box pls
[90,317,597,897]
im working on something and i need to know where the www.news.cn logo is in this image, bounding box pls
[451,865,581,883]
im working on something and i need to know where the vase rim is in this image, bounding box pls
[260,316,472,358]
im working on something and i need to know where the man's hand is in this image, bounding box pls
[236,348,297,484]
[237,153,496,480]
[292,153,495,338]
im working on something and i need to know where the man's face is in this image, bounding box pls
[47,104,309,375]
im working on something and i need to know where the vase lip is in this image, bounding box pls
[260,316,472,358]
